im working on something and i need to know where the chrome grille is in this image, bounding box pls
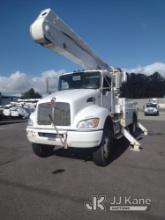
[38,102,70,126]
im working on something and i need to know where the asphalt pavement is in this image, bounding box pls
[0,119,165,220]
[138,110,165,121]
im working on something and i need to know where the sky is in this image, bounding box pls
[0,0,165,94]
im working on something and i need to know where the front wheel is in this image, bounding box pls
[93,129,114,166]
[32,143,55,157]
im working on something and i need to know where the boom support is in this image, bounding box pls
[30,8,112,71]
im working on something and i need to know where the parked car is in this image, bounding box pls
[144,103,159,116]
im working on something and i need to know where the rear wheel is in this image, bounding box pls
[93,128,114,166]
[32,143,54,157]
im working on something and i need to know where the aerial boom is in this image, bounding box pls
[30,8,112,71]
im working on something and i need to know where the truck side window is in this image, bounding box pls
[103,76,111,91]
[61,80,69,89]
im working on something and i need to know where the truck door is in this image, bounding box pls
[102,76,111,110]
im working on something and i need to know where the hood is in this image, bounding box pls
[39,89,98,104]
[38,89,100,123]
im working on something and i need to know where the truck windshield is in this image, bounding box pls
[146,103,157,108]
[59,72,101,90]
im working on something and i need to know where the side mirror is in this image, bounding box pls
[122,72,127,83]
[100,88,109,95]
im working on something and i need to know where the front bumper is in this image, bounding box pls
[26,127,103,148]
[144,111,158,115]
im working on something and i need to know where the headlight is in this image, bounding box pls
[27,118,34,127]
[77,118,100,129]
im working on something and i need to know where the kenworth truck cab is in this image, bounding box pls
[26,9,147,166]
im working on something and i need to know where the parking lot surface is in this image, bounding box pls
[0,119,165,220]
[138,110,165,121]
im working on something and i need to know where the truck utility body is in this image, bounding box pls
[27,9,147,166]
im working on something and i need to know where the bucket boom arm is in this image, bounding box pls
[30,8,112,71]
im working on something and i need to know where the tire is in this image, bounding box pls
[32,143,54,157]
[93,128,114,166]
[129,114,137,136]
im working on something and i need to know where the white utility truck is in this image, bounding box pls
[27,8,147,166]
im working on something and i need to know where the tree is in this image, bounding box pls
[120,72,165,98]
[21,88,42,99]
